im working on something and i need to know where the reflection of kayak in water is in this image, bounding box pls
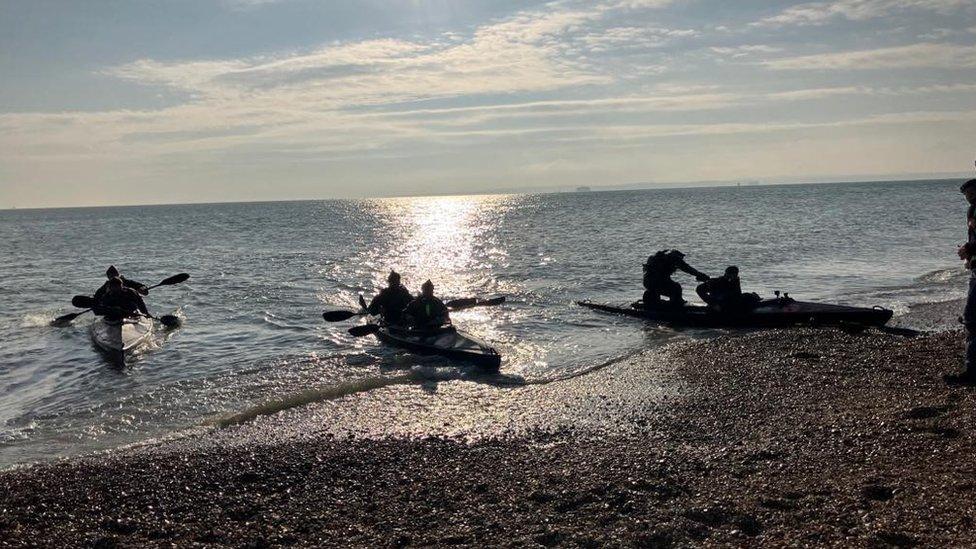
[372,321,501,372]
[90,316,154,355]
[577,298,894,329]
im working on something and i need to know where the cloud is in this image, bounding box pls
[710,44,782,59]
[754,0,976,27]
[2,0,687,162]
[764,42,976,69]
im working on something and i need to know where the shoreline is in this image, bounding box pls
[2,328,974,546]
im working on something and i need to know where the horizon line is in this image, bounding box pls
[1,172,970,212]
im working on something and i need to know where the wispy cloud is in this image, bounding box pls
[764,42,976,69]
[754,0,976,27]
[710,44,782,59]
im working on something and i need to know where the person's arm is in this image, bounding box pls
[122,277,150,295]
[434,299,450,325]
[134,293,150,317]
[93,283,108,303]
[366,292,384,315]
[403,300,419,324]
[676,259,709,281]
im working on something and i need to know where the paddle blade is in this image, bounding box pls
[445,297,476,309]
[72,295,95,308]
[158,273,190,286]
[51,310,86,327]
[159,314,182,328]
[446,295,506,311]
[323,309,359,322]
[348,324,380,337]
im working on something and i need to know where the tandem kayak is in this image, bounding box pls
[372,322,501,371]
[90,316,154,355]
[577,298,893,329]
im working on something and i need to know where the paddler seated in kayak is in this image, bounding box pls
[642,249,709,309]
[696,266,761,313]
[93,265,149,303]
[366,270,413,325]
[93,277,151,321]
[404,280,450,330]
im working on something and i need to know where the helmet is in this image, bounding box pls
[106,265,120,278]
[388,270,401,285]
[725,265,739,276]
[961,179,976,193]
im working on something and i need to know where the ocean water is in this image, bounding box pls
[0,179,968,468]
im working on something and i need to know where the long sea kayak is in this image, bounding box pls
[90,316,154,355]
[372,322,501,371]
[577,298,893,329]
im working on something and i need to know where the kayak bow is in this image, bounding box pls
[90,316,155,355]
[371,321,501,371]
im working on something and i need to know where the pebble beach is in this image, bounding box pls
[2,327,973,547]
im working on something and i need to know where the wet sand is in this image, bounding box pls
[2,328,974,547]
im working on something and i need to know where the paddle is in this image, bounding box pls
[323,309,366,322]
[348,324,381,337]
[147,273,190,290]
[51,273,190,327]
[445,295,506,310]
[325,295,504,324]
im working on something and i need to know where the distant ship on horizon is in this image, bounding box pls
[576,186,592,192]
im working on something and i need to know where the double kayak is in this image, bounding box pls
[577,298,893,329]
[90,316,155,356]
[371,322,501,371]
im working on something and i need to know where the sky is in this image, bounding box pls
[1,0,975,208]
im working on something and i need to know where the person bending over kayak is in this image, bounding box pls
[642,249,709,308]
[949,177,976,385]
[367,270,413,325]
[404,280,450,330]
[94,277,150,321]
[93,265,149,303]
[696,266,761,313]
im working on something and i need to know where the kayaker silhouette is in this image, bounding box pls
[365,270,413,325]
[696,266,761,313]
[93,265,149,303]
[405,280,450,329]
[949,176,976,385]
[93,277,151,321]
[642,249,709,309]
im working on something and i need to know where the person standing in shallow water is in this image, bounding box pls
[950,177,976,385]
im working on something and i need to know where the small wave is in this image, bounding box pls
[22,312,57,328]
[916,267,968,285]
[261,311,309,332]
[0,421,37,445]
[211,373,414,428]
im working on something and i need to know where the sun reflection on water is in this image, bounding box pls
[364,194,511,297]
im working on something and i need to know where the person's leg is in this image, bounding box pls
[696,283,711,305]
[663,280,684,306]
[965,276,976,379]
[643,289,662,308]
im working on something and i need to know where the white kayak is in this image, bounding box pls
[90,316,154,354]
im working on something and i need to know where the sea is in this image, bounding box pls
[0,179,969,469]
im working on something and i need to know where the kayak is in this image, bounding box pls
[372,322,501,371]
[577,298,893,329]
[90,316,154,355]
